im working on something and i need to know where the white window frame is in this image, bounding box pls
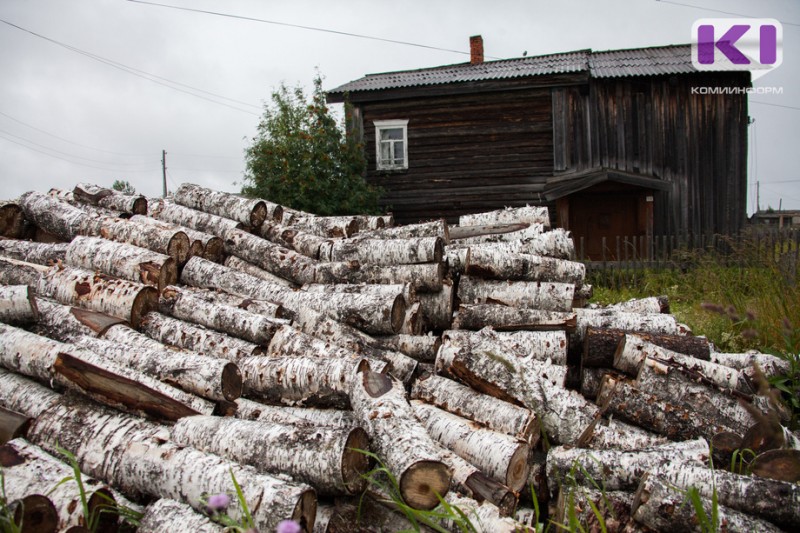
[374,119,409,170]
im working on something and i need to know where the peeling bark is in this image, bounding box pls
[174,183,270,227]
[37,264,158,328]
[465,248,585,285]
[137,499,225,533]
[0,239,68,265]
[73,183,147,215]
[140,311,265,363]
[374,334,442,363]
[453,304,577,332]
[65,235,176,291]
[18,191,90,241]
[458,206,550,228]
[159,285,289,346]
[148,197,243,237]
[582,326,711,368]
[321,236,444,265]
[363,219,449,243]
[411,373,538,442]
[457,276,575,312]
[411,400,530,492]
[223,255,298,287]
[234,399,357,428]
[417,279,454,331]
[0,285,38,324]
[349,370,451,510]
[31,299,126,343]
[172,415,370,495]
[0,368,62,417]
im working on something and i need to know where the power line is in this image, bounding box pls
[126,0,500,59]
[654,0,800,27]
[0,18,260,116]
[750,100,800,111]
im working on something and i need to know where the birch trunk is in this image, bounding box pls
[18,191,90,241]
[349,369,452,510]
[411,373,538,442]
[457,276,575,312]
[91,216,191,265]
[159,285,289,346]
[0,407,30,444]
[29,397,317,533]
[173,183,270,228]
[582,326,711,368]
[315,496,431,533]
[37,264,158,328]
[546,438,710,492]
[631,472,784,533]
[171,415,370,495]
[465,248,585,285]
[605,295,670,314]
[374,334,442,363]
[279,290,407,335]
[223,255,297,287]
[3,493,58,533]
[75,334,242,402]
[0,239,68,265]
[363,219,449,243]
[580,366,608,401]
[434,494,530,533]
[65,235,176,291]
[0,285,38,324]
[411,400,530,491]
[233,399,357,428]
[453,304,577,333]
[238,355,369,409]
[449,230,574,260]
[614,335,750,394]
[578,416,668,451]
[711,350,791,378]
[1,438,119,532]
[140,311,265,363]
[0,201,25,238]
[182,256,291,300]
[137,499,225,533]
[575,308,684,349]
[223,227,322,285]
[73,183,147,215]
[31,299,125,343]
[301,282,413,303]
[321,236,444,265]
[554,488,637,533]
[175,285,288,320]
[449,222,534,241]
[257,220,331,259]
[148,197,243,237]
[417,279,454,330]
[344,262,445,292]
[129,215,218,264]
[458,206,550,227]
[596,374,741,440]
[438,447,518,516]
[289,215,357,238]
[0,368,62,417]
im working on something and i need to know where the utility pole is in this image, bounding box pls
[756,180,760,213]
[161,150,167,198]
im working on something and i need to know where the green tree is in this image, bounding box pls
[242,74,380,215]
[111,180,136,194]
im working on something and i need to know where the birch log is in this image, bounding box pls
[582,326,711,368]
[302,282,413,304]
[2,493,57,533]
[363,219,449,242]
[222,227,320,284]
[32,299,126,343]
[128,215,216,264]
[238,355,369,409]
[449,231,574,261]
[554,488,637,533]
[575,309,684,347]
[171,415,370,495]
[0,257,50,291]
[74,334,242,402]
[349,369,452,510]
[173,182,271,227]
[321,236,444,265]
[140,311,265,362]
[257,220,331,259]
[28,398,317,532]
[449,222,539,241]
[1,438,119,532]
[0,285,38,324]
[411,400,530,492]
[0,368,62,417]
[465,248,585,285]
[148,197,243,237]
[434,494,530,533]
[0,201,25,238]
[223,255,297,287]
[91,216,191,265]
[374,334,442,363]
[175,286,288,320]
[73,183,147,215]
[0,239,68,265]
[137,499,225,533]
[453,304,577,332]
[457,276,575,312]
[578,416,668,451]
[442,327,569,366]
[0,407,30,444]
[289,215,357,238]
[345,262,445,292]
[437,447,518,516]
[234,400,357,429]
[458,206,550,227]
[65,235,176,291]
[37,265,158,329]
[711,350,791,378]
[631,472,784,533]
[417,279,454,330]
[605,295,671,314]
[411,373,538,442]
[18,191,90,241]
[182,256,290,300]
[546,438,710,493]
[159,285,289,346]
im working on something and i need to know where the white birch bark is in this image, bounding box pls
[417,279,454,330]
[0,239,68,265]
[182,256,291,300]
[279,290,406,335]
[173,183,270,228]
[289,215,357,238]
[1,438,119,532]
[435,494,529,533]
[411,400,530,491]
[442,327,568,366]
[321,236,444,265]
[140,311,265,363]
[223,227,319,285]
[31,299,126,343]
[553,488,637,533]
[362,219,449,243]
[65,235,177,291]
[445,247,469,275]
[453,304,577,332]
[436,447,518,516]
[223,255,298,287]
[73,183,147,214]
[137,499,225,533]
[411,373,538,442]
[457,276,575,312]
[449,230,574,260]
[171,415,370,495]
[90,216,190,265]
[465,248,585,285]
[574,308,683,347]
[234,399,358,428]
[400,300,423,335]
[18,190,90,241]
[37,264,158,328]
[0,368,61,417]
[0,285,38,324]
[257,220,331,259]
[374,333,442,363]
[238,354,369,409]
[604,295,670,314]
[148,197,243,237]
[458,206,550,228]
[175,285,287,319]
[449,222,542,242]
[349,369,452,510]
[546,437,710,493]
[343,262,445,292]
[711,350,791,378]
[159,285,289,346]
[75,334,242,402]
[301,282,414,304]
[579,416,668,451]
[128,215,216,264]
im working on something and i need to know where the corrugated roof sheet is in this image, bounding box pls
[329,44,695,95]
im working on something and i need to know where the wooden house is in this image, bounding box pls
[327,37,750,258]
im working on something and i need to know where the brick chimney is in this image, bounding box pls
[470,35,484,64]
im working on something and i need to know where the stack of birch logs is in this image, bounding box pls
[1,182,798,533]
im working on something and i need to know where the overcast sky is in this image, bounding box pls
[2,0,798,214]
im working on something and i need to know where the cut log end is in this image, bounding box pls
[750,449,800,482]
[166,232,191,266]
[390,294,407,334]
[400,460,452,511]
[156,258,178,292]
[250,201,268,228]
[88,488,118,533]
[341,427,371,494]
[506,444,532,492]
[130,287,159,329]
[291,489,317,533]
[131,197,148,215]
[221,362,244,402]
[12,494,58,533]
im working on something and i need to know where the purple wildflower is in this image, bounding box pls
[207,493,230,512]
[276,520,302,533]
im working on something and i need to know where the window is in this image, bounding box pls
[374,119,408,170]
